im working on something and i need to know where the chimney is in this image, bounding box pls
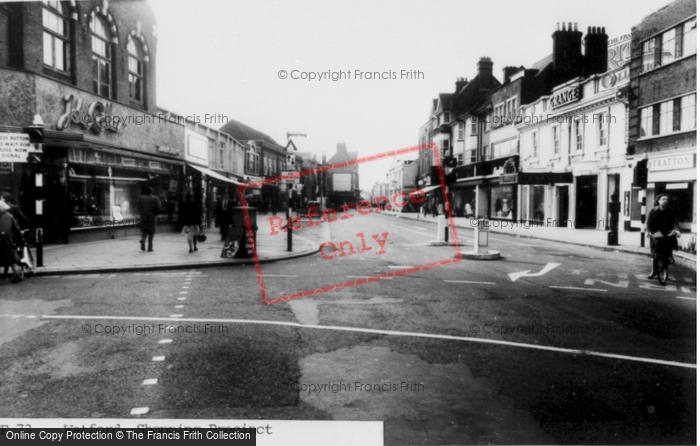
[552,21,584,83]
[455,77,468,92]
[477,57,493,89]
[336,142,347,155]
[502,66,519,83]
[584,26,609,76]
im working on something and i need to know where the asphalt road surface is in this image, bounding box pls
[0,210,695,445]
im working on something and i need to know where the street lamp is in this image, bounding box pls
[285,132,306,251]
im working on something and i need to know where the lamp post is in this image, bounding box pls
[285,132,305,251]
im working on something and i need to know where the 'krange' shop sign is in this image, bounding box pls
[56,94,125,135]
[549,86,580,110]
[0,133,30,162]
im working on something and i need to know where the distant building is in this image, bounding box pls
[325,142,359,207]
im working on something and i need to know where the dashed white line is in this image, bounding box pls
[676,296,697,301]
[347,276,393,280]
[179,291,188,294]
[141,379,158,386]
[388,266,414,269]
[177,297,186,301]
[444,280,496,285]
[551,286,607,292]
[151,356,165,362]
[264,274,299,277]
[130,407,149,415]
[174,305,184,309]
[157,339,173,344]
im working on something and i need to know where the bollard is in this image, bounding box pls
[437,215,447,242]
[474,219,489,254]
[36,227,43,267]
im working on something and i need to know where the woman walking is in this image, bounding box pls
[0,201,22,283]
[179,194,201,253]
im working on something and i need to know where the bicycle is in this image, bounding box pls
[651,231,680,286]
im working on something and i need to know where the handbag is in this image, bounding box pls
[196,228,207,243]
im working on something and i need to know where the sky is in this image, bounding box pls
[149,0,674,191]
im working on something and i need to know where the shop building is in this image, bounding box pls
[0,0,186,243]
[627,0,696,235]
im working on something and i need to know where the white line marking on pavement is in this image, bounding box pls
[388,266,414,269]
[412,226,427,230]
[444,280,496,285]
[158,339,173,344]
[42,314,695,369]
[130,407,149,415]
[551,286,607,292]
[177,297,186,301]
[170,314,183,318]
[264,274,299,277]
[152,356,165,362]
[141,379,158,386]
[174,305,184,309]
[182,286,190,289]
[179,291,188,294]
[347,276,393,280]
[680,287,695,293]
[676,296,696,301]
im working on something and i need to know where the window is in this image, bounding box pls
[457,153,464,165]
[42,1,68,71]
[598,114,608,146]
[575,119,583,151]
[444,112,451,123]
[642,18,696,72]
[470,119,478,135]
[483,114,490,133]
[532,131,538,158]
[91,15,112,98]
[640,94,697,137]
[219,148,224,169]
[441,139,449,156]
[506,98,517,119]
[470,149,477,163]
[128,37,146,103]
[457,123,464,140]
[552,126,560,155]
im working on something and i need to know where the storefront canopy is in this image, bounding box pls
[410,185,442,195]
[187,163,244,186]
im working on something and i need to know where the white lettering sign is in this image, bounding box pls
[0,133,30,162]
[648,154,695,172]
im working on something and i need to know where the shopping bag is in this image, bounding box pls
[21,246,33,268]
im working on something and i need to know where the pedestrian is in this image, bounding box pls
[137,185,160,252]
[1,193,30,229]
[437,201,444,217]
[464,200,474,218]
[179,194,201,253]
[215,192,233,241]
[0,201,22,283]
[646,193,680,278]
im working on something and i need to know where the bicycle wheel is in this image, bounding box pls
[656,256,668,286]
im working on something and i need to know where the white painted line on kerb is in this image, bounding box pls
[158,339,173,344]
[152,356,165,362]
[551,286,607,292]
[42,314,696,370]
[130,407,149,415]
[676,296,697,301]
[141,379,157,386]
[445,280,496,285]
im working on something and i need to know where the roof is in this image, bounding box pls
[452,69,501,117]
[219,119,281,147]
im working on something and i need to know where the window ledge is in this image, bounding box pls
[637,129,696,142]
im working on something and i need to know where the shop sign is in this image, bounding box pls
[499,173,518,184]
[550,86,580,109]
[0,133,30,162]
[56,94,125,135]
[648,154,695,172]
[157,145,179,156]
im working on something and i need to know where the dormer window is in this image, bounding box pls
[444,112,451,123]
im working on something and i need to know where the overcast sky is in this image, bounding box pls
[149,0,673,190]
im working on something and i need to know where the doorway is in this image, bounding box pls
[575,175,597,228]
[557,186,569,226]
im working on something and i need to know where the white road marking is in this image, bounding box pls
[684,277,694,283]
[347,276,393,280]
[509,263,561,282]
[141,379,157,386]
[412,226,427,230]
[174,305,184,309]
[157,339,173,344]
[170,314,183,318]
[264,274,299,277]
[388,266,414,269]
[584,279,629,288]
[179,291,188,294]
[133,273,205,276]
[680,287,695,293]
[177,298,186,301]
[551,286,607,292]
[182,286,190,289]
[389,224,437,237]
[444,280,496,285]
[130,407,149,415]
[42,314,695,369]
[676,296,696,301]
[152,356,165,362]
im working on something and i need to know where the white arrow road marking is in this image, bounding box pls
[509,263,561,282]
[584,279,629,288]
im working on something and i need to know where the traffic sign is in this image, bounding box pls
[282,171,300,184]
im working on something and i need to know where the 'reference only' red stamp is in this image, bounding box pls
[238,142,463,305]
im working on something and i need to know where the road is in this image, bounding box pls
[0,210,696,445]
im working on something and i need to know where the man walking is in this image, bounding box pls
[216,192,233,241]
[138,186,160,252]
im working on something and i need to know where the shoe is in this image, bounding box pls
[148,249,154,252]
[194,247,198,252]
[648,271,657,279]
[11,275,22,283]
[189,249,193,253]
[140,240,145,251]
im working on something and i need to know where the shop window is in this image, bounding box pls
[491,186,514,219]
[128,36,147,103]
[42,1,68,71]
[529,185,545,222]
[657,182,695,224]
[91,14,113,98]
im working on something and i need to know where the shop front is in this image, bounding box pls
[516,172,573,226]
[646,150,696,233]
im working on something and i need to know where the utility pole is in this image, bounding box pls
[285,132,306,251]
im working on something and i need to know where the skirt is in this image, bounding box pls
[0,234,19,267]
[181,225,201,237]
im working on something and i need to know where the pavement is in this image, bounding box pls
[383,210,697,271]
[23,220,327,276]
[11,209,696,276]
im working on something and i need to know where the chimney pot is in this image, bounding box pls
[574,23,578,32]
[568,22,572,31]
[602,27,606,34]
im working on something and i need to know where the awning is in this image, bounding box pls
[187,163,244,185]
[410,185,442,195]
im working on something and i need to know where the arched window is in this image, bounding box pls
[91,15,113,98]
[42,1,68,71]
[128,37,146,102]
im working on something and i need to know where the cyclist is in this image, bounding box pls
[646,193,680,279]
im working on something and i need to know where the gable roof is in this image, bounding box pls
[452,71,501,118]
[219,119,281,147]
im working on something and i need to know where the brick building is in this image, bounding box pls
[627,0,696,236]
